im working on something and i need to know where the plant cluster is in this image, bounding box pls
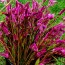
[0,0,65,65]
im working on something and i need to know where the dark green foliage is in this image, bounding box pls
[55,57,65,65]
[0,44,6,65]
[0,57,6,65]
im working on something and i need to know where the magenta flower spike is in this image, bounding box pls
[56,39,65,44]
[48,0,57,6]
[52,47,65,57]
[40,58,51,65]
[0,51,9,58]
[11,14,17,22]
[29,43,38,52]
[37,21,46,33]
[1,23,10,35]
[13,34,18,41]
[39,63,44,65]
[43,23,65,41]
[59,8,65,15]
[32,0,39,12]
[36,48,46,58]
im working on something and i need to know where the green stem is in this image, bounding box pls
[18,40,19,65]
[17,25,20,65]
[26,53,34,65]
[0,39,16,65]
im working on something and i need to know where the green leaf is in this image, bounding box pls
[35,58,40,65]
[55,57,65,65]
[60,33,65,40]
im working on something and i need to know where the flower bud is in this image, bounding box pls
[48,13,54,19]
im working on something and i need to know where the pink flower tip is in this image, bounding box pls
[39,63,44,65]
[63,16,65,21]
[0,52,9,58]
[48,13,54,19]
[29,43,38,52]
[0,0,5,3]
[48,0,57,6]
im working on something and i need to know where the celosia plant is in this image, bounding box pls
[0,0,65,65]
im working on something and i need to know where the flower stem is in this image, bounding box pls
[0,39,16,65]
